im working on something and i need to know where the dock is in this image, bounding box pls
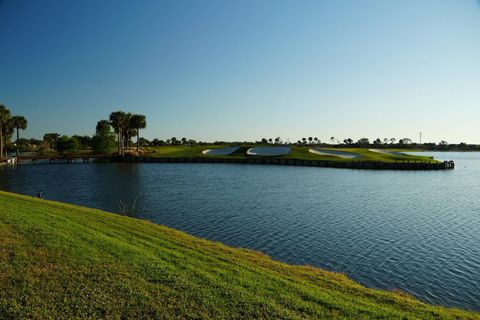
[17,154,113,164]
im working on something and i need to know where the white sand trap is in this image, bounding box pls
[309,149,360,159]
[202,146,240,156]
[247,146,291,156]
[369,149,405,156]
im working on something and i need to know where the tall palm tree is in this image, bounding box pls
[0,104,11,159]
[109,111,126,155]
[10,116,28,158]
[129,114,147,151]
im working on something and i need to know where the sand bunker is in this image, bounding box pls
[309,149,360,159]
[247,146,291,156]
[202,146,240,156]
[368,149,405,156]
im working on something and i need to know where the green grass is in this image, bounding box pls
[0,191,477,319]
[144,145,439,163]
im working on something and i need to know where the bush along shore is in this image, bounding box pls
[1,191,478,319]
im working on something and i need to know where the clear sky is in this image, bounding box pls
[1,0,479,143]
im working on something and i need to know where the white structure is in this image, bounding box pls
[247,147,291,156]
[368,149,405,156]
[202,146,240,156]
[309,149,360,159]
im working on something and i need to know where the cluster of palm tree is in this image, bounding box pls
[106,111,147,155]
[0,104,28,158]
[297,137,320,145]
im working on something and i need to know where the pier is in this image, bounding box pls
[16,154,112,164]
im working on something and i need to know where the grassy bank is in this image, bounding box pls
[1,191,476,319]
[144,146,438,164]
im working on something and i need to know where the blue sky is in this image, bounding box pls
[1,0,479,143]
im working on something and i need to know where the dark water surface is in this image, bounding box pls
[1,152,479,311]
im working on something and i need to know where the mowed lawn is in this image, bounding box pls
[1,191,476,319]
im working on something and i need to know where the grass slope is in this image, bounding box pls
[144,146,438,163]
[1,191,476,319]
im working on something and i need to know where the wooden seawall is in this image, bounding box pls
[115,156,455,170]
[14,154,454,170]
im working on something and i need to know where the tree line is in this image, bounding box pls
[1,103,476,157]
[0,104,28,158]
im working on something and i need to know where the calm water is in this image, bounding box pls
[1,152,479,311]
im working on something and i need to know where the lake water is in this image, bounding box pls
[1,152,479,311]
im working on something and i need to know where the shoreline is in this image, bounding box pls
[118,155,455,170]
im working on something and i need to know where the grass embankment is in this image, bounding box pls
[0,191,477,319]
[144,146,438,163]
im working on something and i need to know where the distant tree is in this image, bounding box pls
[128,114,147,151]
[96,120,111,135]
[92,124,116,154]
[357,138,370,145]
[268,138,273,144]
[313,137,319,144]
[383,138,388,144]
[439,140,448,146]
[308,137,313,144]
[330,136,335,144]
[171,137,178,145]
[181,137,188,145]
[275,137,281,144]
[399,138,412,145]
[109,111,127,155]
[121,113,134,150]
[390,138,396,144]
[302,137,307,144]
[373,138,382,145]
[0,104,11,158]
[138,137,150,147]
[43,133,60,151]
[56,135,80,154]
[151,138,166,146]
[10,115,28,158]
[261,138,268,144]
[73,135,92,150]
[166,139,171,145]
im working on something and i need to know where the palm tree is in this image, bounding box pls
[0,105,11,158]
[330,136,335,144]
[308,137,313,144]
[10,116,28,158]
[130,114,146,150]
[109,111,126,155]
[96,120,111,135]
[122,113,133,150]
